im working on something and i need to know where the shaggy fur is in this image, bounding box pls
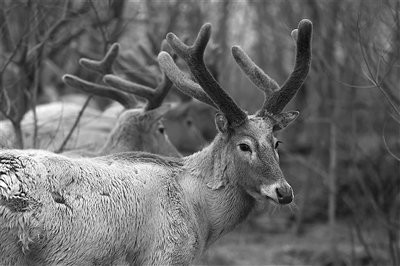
[0,150,195,265]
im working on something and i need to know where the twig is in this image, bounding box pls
[88,0,109,52]
[27,0,70,58]
[345,206,378,266]
[45,104,67,149]
[382,120,400,161]
[56,96,92,153]
[0,37,25,76]
[31,63,40,149]
[357,13,400,116]
[11,121,24,149]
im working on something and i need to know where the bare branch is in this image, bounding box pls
[56,96,93,153]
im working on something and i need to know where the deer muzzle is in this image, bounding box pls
[260,180,293,205]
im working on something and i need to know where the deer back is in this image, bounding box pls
[0,149,199,265]
[0,101,112,151]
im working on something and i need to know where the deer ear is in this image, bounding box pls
[145,104,172,122]
[215,113,229,133]
[273,111,299,131]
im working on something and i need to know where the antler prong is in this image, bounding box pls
[164,23,247,127]
[63,75,137,108]
[79,43,120,75]
[231,45,280,95]
[64,43,138,108]
[261,19,312,115]
[158,52,217,108]
[104,73,173,111]
[104,75,154,99]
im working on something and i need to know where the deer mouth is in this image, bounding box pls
[259,183,293,205]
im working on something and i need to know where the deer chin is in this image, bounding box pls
[259,183,280,204]
[245,186,279,204]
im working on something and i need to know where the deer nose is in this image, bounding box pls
[275,185,293,204]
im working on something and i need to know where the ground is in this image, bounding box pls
[197,208,389,266]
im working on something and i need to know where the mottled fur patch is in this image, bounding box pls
[99,151,184,168]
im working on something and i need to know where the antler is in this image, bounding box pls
[159,23,247,127]
[63,43,138,109]
[62,75,137,108]
[158,53,217,108]
[231,46,280,96]
[102,40,176,111]
[232,19,312,116]
[79,42,120,75]
[103,73,172,111]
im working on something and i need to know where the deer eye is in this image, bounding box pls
[186,119,193,126]
[274,140,282,149]
[158,126,165,134]
[239,143,252,153]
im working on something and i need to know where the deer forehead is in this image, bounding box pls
[234,116,274,140]
[118,109,143,120]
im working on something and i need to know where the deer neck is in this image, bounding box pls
[181,135,255,249]
[98,124,142,156]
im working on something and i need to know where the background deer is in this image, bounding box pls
[63,42,181,157]
[0,101,113,151]
[0,19,312,265]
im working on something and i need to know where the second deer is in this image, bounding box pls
[63,42,181,157]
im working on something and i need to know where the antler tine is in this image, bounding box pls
[231,46,280,96]
[64,43,138,108]
[166,23,247,127]
[79,43,120,75]
[261,19,313,115]
[160,39,178,61]
[62,75,137,109]
[158,52,217,108]
[103,73,172,111]
[147,74,173,111]
[102,40,184,111]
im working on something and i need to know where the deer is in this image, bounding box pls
[0,101,113,151]
[62,42,181,157]
[0,19,312,265]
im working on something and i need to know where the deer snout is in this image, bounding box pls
[260,181,293,205]
[275,184,293,204]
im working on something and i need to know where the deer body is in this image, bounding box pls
[0,102,112,151]
[0,115,290,265]
[0,136,258,265]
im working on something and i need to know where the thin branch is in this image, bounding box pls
[0,37,25,75]
[56,96,92,153]
[357,14,400,116]
[382,120,400,161]
[338,81,377,89]
[27,0,70,58]
[47,28,86,59]
[31,62,40,149]
[88,0,109,52]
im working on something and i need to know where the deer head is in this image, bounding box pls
[159,20,312,204]
[63,43,180,157]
